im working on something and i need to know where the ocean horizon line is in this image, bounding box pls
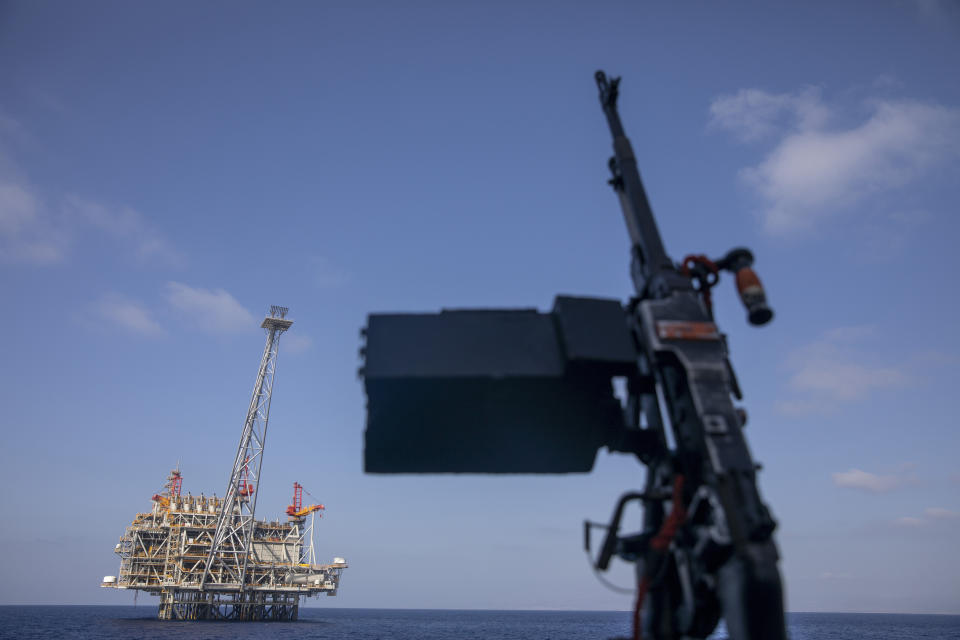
[2,605,959,616]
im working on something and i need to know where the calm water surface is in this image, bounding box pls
[1,606,958,639]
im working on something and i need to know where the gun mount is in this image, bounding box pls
[359,72,785,640]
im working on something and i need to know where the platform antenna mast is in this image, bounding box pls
[201,305,293,589]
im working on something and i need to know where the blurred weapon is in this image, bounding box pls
[359,71,785,640]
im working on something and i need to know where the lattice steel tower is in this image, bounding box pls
[202,305,293,589]
[103,305,347,621]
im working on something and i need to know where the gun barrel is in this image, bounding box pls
[596,71,674,285]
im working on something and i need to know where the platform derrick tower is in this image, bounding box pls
[103,306,348,621]
[196,305,292,614]
[201,306,291,585]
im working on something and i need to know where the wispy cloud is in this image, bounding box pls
[789,354,903,402]
[0,183,38,235]
[93,293,165,337]
[0,112,64,264]
[777,325,907,414]
[164,282,255,333]
[895,516,928,527]
[0,181,184,267]
[0,112,183,268]
[894,507,960,527]
[63,195,185,267]
[709,87,829,142]
[283,333,314,355]
[833,468,904,494]
[710,87,960,234]
[0,181,66,264]
[924,507,960,520]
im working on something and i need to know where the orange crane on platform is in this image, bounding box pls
[286,482,325,518]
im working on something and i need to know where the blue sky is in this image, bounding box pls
[1,0,958,614]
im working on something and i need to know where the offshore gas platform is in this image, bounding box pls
[102,306,347,621]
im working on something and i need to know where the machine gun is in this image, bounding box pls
[359,71,786,640]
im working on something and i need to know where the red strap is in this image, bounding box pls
[633,576,650,640]
[680,255,718,277]
[632,475,686,640]
[651,476,687,551]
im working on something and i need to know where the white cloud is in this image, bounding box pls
[0,113,183,268]
[833,468,902,493]
[745,102,959,233]
[893,507,960,527]
[164,282,255,333]
[778,326,907,413]
[710,88,960,234]
[895,516,928,527]
[0,183,38,234]
[709,87,829,142]
[0,115,67,264]
[789,358,904,402]
[924,507,959,520]
[0,182,66,264]
[63,195,185,267]
[0,183,184,267]
[94,294,165,337]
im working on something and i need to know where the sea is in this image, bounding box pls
[1,607,959,640]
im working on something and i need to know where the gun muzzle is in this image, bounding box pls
[735,266,773,326]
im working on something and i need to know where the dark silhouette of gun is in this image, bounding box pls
[359,71,786,640]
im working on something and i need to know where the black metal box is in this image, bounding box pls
[362,296,637,473]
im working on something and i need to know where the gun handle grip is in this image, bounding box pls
[735,267,774,326]
[597,524,619,571]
